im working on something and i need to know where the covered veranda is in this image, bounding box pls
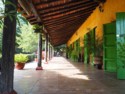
[1,0,125,94]
[14,57,125,94]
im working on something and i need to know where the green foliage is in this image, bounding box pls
[0,1,28,28]
[70,49,79,61]
[0,29,2,54]
[14,54,29,63]
[27,53,36,62]
[0,0,17,28]
[32,24,43,33]
[0,28,2,57]
[0,1,5,28]
[67,43,79,62]
[16,24,38,53]
[32,24,42,30]
[67,45,73,58]
[94,38,103,57]
[117,39,125,66]
[16,13,28,26]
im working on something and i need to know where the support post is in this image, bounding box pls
[0,0,17,93]
[45,34,48,64]
[52,46,54,58]
[50,46,52,59]
[66,46,68,59]
[36,33,43,70]
[49,45,51,59]
[48,43,50,60]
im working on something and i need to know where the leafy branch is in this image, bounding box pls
[0,1,28,28]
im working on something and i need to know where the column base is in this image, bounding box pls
[44,62,48,64]
[36,66,43,70]
[1,90,17,94]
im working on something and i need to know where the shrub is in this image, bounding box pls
[27,54,36,62]
[14,54,29,63]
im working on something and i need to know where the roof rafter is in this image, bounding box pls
[38,1,92,15]
[40,2,97,18]
[36,0,89,10]
[29,0,42,22]
[18,0,100,46]
[42,6,96,21]
[44,13,91,26]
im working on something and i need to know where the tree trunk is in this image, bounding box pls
[36,33,43,70]
[0,0,17,93]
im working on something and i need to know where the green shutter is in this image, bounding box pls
[116,12,125,79]
[103,22,117,72]
[90,28,95,65]
[84,34,88,64]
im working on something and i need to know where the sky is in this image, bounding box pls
[0,1,4,16]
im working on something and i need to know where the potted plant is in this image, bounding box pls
[71,50,79,62]
[93,38,103,69]
[32,24,42,33]
[14,54,29,70]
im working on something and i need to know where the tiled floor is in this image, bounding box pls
[14,57,125,94]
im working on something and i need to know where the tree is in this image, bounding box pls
[0,0,17,93]
[17,24,38,53]
[0,0,31,93]
[0,30,3,56]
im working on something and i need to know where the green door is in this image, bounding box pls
[90,28,96,65]
[84,34,88,64]
[116,12,125,79]
[103,22,117,72]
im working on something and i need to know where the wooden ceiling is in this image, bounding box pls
[18,0,104,46]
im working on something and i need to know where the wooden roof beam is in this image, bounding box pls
[29,0,42,22]
[42,6,96,21]
[43,7,94,22]
[51,31,76,46]
[49,28,81,38]
[42,11,93,24]
[50,30,75,46]
[52,37,69,45]
[41,5,97,19]
[46,21,85,32]
[48,26,76,35]
[44,13,91,26]
[45,18,85,30]
[36,0,89,10]
[34,0,59,4]
[52,42,66,47]
[38,1,91,14]
[48,24,81,36]
[40,2,97,18]
[18,0,32,15]
[50,34,72,40]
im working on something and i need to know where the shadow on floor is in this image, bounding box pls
[14,57,125,94]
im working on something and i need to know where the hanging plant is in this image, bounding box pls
[32,24,43,33]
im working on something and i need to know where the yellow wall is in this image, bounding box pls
[67,0,125,47]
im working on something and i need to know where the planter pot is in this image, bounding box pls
[15,63,25,70]
[34,58,38,62]
[94,56,103,69]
